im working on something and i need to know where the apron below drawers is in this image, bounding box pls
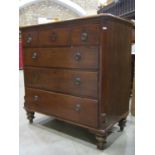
[25,88,98,128]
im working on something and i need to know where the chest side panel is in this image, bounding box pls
[99,20,132,127]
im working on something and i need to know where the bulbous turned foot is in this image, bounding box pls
[95,135,106,150]
[26,111,35,124]
[118,118,126,131]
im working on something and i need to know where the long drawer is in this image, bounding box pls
[23,47,99,69]
[25,88,98,128]
[24,67,98,98]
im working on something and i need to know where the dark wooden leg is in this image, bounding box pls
[95,134,106,150]
[26,111,35,123]
[118,118,126,131]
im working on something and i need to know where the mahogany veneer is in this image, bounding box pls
[20,14,133,150]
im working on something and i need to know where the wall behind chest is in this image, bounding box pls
[19,0,99,27]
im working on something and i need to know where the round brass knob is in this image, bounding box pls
[26,36,32,43]
[75,104,81,112]
[74,52,81,61]
[81,32,88,41]
[33,95,39,101]
[32,52,37,59]
[74,77,81,85]
[50,32,57,41]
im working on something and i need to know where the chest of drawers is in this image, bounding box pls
[20,14,133,150]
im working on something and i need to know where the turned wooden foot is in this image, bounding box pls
[95,135,106,150]
[118,118,126,131]
[26,111,35,123]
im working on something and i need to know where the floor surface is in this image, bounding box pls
[19,71,135,155]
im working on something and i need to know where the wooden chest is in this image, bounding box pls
[20,14,132,150]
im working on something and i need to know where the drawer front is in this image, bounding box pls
[22,31,38,47]
[25,88,98,128]
[24,68,98,98]
[23,47,99,69]
[71,24,100,45]
[39,28,70,46]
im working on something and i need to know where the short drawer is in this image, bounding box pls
[39,28,70,46]
[24,68,98,98]
[22,30,38,47]
[23,47,99,69]
[25,88,98,128]
[71,24,100,45]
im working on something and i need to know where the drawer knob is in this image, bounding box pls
[26,36,32,43]
[74,52,81,61]
[50,32,57,41]
[74,77,81,85]
[33,95,39,101]
[32,52,37,59]
[75,104,81,112]
[81,32,88,41]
